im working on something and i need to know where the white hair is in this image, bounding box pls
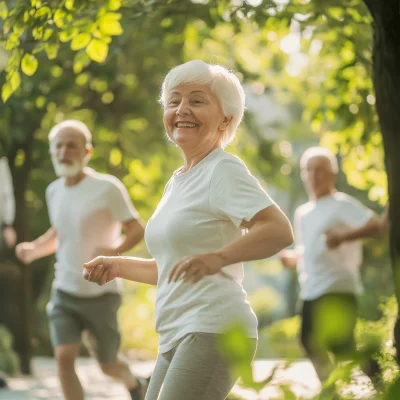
[48,120,92,145]
[300,146,339,174]
[160,60,245,148]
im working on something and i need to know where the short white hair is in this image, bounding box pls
[48,120,92,145]
[160,60,245,148]
[300,146,339,174]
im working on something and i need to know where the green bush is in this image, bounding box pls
[0,324,20,376]
[257,315,304,359]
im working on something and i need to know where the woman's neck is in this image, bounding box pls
[179,143,221,174]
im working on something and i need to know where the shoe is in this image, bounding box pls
[129,376,149,400]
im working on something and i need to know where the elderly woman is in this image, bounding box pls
[83,60,293,400]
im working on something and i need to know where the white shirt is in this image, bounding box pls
[0,157,15,226]
[294,192,373,301]
[145,148,274,353]
[46,168,138,297]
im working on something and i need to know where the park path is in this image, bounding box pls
[0,357,375,399]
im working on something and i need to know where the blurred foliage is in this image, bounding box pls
[0,324,20,375]
[0,2,394,397]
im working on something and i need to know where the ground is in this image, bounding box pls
[0,357,375,399]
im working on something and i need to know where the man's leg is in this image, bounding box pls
[300,298,334,383]
[81,293,147,399]
[47,290,85,400]
[54,344,83,400]
[99,359,146,398]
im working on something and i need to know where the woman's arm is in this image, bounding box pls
[169,205,293,283]
[83,256,158,286]
[219,205,294,265]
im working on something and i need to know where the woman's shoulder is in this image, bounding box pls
[212,150,247,171]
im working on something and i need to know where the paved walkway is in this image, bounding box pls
[0,357,375,399]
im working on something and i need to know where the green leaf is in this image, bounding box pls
[53,9,66,28]
[73,50,91,73]
[0,1,8,19]
[44,43,60,60]
[109,148,122,166]
[21,54,39,76]
[1,83,13,103]
[86,39,108,63]
[108,0,121,11]
[99,13,123,36]
[71,33,91,50]
[65,0,74,10]
[10,71,21,92]
[59,28,79,42]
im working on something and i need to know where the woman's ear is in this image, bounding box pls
[219,116,233,131]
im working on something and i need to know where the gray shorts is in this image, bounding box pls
[145,332,257,400]
[46,289,122,364]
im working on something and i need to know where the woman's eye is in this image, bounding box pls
[168,100,179,105]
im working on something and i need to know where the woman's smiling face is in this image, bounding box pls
[163,83,230,150]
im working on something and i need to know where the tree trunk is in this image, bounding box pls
[364,0,400,362]
[6,134,35,375]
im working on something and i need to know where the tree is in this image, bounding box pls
[1,0,398,370]
[363,0,400,363]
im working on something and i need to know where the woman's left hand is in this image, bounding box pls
[168,253,225,284]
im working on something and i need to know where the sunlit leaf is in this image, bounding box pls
[109,148,122,166]
[1,83,13,103]
[44,43,60,60]
[86,39,109,63]
[0,1,8,19]
[21,54,39,76]
[65,0,74,10]
[71,33,91,50]
[10,71,21,92]
[53,9,66,28]
[99,13,123,36]
[108,0,122,11]
[59,28,79,42]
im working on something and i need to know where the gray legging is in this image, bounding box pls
[145,332,257,400]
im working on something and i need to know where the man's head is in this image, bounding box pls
[300,147,338,199]
[48,120,93,178]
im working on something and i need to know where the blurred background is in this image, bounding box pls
[0,0,395,397]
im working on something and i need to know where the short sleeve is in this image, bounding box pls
[338,195,374,228]
[0,158,15,225]
[209,159,274,227]
[293,207,303,246]
[107,180,139,222]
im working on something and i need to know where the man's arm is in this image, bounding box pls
[95,218,145,257]
[325,207,389,249]
[15,226,58,264]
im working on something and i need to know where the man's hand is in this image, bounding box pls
[324,230,344,249]
[168,253,225,284]
[279,249,298,268]
[83,256,120,286]
[15,242,37,264]
[3,226,17,248]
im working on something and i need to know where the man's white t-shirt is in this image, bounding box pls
[294,192,373,301]
[0,157,15,226]
[46,168,138,297]
[145,148,274,353]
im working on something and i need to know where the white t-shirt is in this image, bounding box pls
[145,148,274,353]
[294,192,373,301]
[0,157,15,226]
[46,168,138,297]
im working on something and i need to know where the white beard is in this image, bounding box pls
[51,157,84,178]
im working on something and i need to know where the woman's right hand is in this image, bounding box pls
[83,256,120,286]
